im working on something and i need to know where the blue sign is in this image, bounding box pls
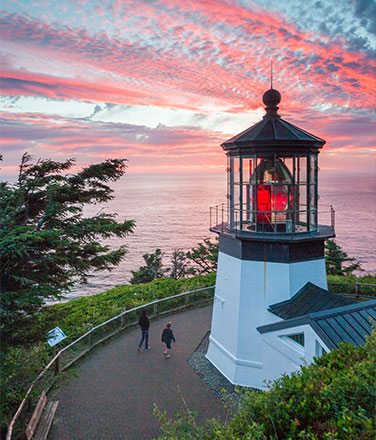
[47,327,67,347]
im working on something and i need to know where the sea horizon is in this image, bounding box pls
[46,170,376,301]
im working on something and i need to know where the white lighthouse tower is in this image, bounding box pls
[206,87,335,388]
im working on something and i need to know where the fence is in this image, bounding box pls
[6,285,215,440]
[328,282,376,300]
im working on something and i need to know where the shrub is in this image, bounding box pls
[157,331,376,439]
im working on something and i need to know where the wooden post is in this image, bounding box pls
[153,303,158,317]
[54,355,60,376]
[27,395,32,411]
[355,283,360,296]
[121,315,125,328]
[88,332,93,347]
[185,295,189,306]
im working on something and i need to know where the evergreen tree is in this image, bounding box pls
[0,153,135,342]
[325,239,363,276]
[130,249,168,284]
[169,248,195,280]
[186,238,218,274]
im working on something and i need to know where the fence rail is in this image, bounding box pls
[6,285,215,440]
[328,282,376,299]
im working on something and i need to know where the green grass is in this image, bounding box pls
[30,273,216,345]
[327,275,376,296]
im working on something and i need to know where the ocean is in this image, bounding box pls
[65,172,376,300]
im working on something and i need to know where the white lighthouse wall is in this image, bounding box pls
[207,250,328,388]
[289,258,328,292]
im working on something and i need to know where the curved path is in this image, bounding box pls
[49,305,226,440]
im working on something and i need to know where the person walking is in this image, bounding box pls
[138,310,150,351]
[161,322,175,358]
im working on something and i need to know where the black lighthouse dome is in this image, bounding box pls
[262,88,281,107]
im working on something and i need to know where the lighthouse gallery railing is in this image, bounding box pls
[209,203,335,235]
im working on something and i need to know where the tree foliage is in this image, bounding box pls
[157,331,376,439]
[170,249,195,280]
[325,239,363,276]
[0,153,135,343]
[186,238,218,275]
[130,249,169,284]
[130,238,218,284]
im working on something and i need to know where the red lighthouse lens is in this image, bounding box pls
[251,159,292,226]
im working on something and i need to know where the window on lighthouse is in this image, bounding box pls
[250,158,293,229]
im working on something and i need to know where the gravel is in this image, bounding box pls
[188,332,244,412]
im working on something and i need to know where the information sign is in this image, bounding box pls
[47,327,67,347]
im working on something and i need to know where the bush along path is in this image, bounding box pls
[157,330,376,440]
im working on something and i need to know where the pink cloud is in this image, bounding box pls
[1,109,374,176]
[1,1,375,176]
[0,111,225,172]
[1,5,375,114]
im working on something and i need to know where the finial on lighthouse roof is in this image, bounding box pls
[262,60,281,117]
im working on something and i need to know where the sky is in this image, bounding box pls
[1,0,375,176]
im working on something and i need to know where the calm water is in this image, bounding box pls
[67,172,375,300]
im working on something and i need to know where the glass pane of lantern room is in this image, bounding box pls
[233,156,240,185]
[283,158,294,180]
[232,156,241,228]
[227,156,231,224]
[297,156,308,230]
[299,156,307,184]
[241,157,253,227]
[309,154,318,230]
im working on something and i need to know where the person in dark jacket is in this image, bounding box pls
[138,310,150,351]
[161,322,175,358]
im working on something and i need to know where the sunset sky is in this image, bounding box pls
[1,0,375,175]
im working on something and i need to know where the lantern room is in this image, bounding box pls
[227,150,318,234]
[219,88,326,236]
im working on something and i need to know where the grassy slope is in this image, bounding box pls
[33,273,216,344]
[20,273,374,346]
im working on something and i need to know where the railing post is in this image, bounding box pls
[221,203,224,232]
[185,294,189,306]
[153,303,158,317]
[88,332,93,347]
[54,355,60,376]
[355,283,360,296]
[121,315,125,328]
[27,395,32,411]
[331,205,335,232]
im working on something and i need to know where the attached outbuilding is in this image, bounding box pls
[257,284,376,384]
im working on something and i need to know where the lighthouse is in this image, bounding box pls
[206,87,336,388]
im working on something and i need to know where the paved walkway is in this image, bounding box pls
[49,305,226,440]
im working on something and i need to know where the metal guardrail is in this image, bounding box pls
[6,285,215,440]
[210,203,335,235]
[328,282,376,298]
